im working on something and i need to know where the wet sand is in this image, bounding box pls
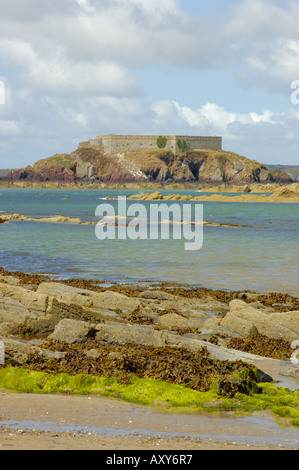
[0,391,298,450]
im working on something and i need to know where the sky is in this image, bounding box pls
[1,0,299,168]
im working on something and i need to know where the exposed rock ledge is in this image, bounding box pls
[0,271,299,391]
[128,188,299,203]
[0,214,83,224]
[0,212,264,229]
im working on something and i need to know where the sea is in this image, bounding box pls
[0,187,299,297]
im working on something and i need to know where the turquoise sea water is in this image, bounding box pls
[0,188,299,296]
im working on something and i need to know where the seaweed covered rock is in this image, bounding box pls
[1,267,299,396]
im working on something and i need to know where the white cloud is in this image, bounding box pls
[29,59,140,96]
[1,0,299,167]
[115,0,181,18]
[1,0,299,91]
[75,0,95,13]
[0,38,140,96]
[226,0,299,38]
[0,81,17,119]
[153,100,260,138]
[223,0,299,92]
[0,0,74,20]
[150,99,299,164]
[0,0,206,67]
[0,120,21,136]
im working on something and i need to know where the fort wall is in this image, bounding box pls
[83,134,222,154]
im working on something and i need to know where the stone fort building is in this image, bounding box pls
[79,134,222,154]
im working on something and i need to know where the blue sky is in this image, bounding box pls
[1,0,299,168]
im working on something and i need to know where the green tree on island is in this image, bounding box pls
[177,139,187,152]
[156,136,167,149]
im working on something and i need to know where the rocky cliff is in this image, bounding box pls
[4,139,293,186]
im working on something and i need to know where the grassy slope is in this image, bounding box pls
[13,147,293,185]
[33,154,76,171]
[32,149,264,175]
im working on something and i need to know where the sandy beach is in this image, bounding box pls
[1,391,298,450]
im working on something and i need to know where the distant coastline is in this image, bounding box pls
[1,179,299,195]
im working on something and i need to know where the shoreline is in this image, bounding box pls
[1,180,299,194]
[1,264,299,303]
[1,182,299,204]
[0,391,297,450]
[0,267,299,450]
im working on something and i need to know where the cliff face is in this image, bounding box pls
[4,140,293,186]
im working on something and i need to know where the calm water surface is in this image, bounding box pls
[0,188,298,296]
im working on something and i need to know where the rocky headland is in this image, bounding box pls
[0,267,299,422]
[1,135,295,188]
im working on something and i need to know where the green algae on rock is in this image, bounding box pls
[0,367,298,428]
